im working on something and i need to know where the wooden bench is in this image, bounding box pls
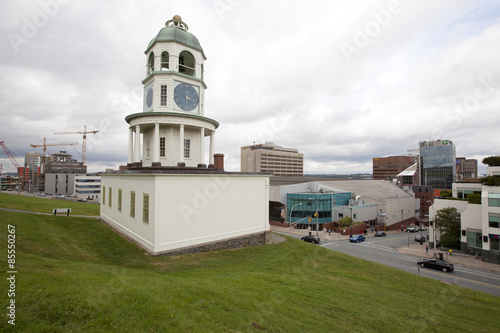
[53,208,71,216]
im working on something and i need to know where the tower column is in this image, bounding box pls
[209,131,215,165]
[128,128,133,164]
[199,128,205,165]
[134,125,141,163]
[153,123,160,166]
[178,124,185,165]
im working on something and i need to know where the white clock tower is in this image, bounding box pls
[126,15,219,168]
[101,16,270,256]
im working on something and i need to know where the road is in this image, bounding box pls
[286,231,500,297]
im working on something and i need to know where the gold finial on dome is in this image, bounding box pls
[166,15,188,31]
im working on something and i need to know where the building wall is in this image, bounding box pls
[45,173,84,196]
[419,140,456,190]
[372,156,415,181]
[74,175,101,200]
[100,173,270,254]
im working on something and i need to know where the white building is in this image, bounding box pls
[74,175,101,200]
[429,166,500,264]
[100,16,270,255]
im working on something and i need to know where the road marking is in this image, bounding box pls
[354,242,395,253]
[412,267,500,289]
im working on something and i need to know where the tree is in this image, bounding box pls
[467,193,481,204]
[435,207,461,250]
[338,217,353,229]
[482,156,500,166]
[440,190,452,198]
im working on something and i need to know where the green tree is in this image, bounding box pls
[482,156,500,166]
[440,190,452,198]
[435,207,461,250]
[338,217,353,229]
[467,193,481,204]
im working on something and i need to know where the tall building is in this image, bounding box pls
[419,139,456,190]
[456,157,478,180]
[44,151,87,196]
[24,152,40,192]
[241,142,303,176]
[100,16,270,255]
[372,156,417,182]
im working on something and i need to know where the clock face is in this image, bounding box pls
[146,87,153,108]
[174,82,199,111]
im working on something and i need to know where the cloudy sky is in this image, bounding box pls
[1,0,499,175]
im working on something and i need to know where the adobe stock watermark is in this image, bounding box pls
[178,176,231,225]
[213,0,244,20]
[7,0,70,53]
[432,74,498,139]
[339,0,403,63]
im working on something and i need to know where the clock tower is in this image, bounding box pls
[126,15,219,168]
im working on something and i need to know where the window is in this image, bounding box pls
[489,214,500,229]
[161,85,167,106]
[161,51,169,70]
[109,187,112,208]
[160,137,166,157]
[102,186,106,205]
[178,50,195,76]
[488,193,500,207]
[467,230,482,248]
[143,193,149,224]
[146,138,150,158]
[184,139,190,158]
[491,237,500,251]
[130,191,135,218]
[118,189,122,212]
[147,52,155,74]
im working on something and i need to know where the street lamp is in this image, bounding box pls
[350,206,353,237]
[289,203,302,234]
[427,200,436,258]
[308,198,319,237]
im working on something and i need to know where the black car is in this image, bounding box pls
[415,235,426,242]
[301,235,320,244]
[417,259,454,272]
[375,231,386,237]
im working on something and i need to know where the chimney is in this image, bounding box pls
[214,154,224,171]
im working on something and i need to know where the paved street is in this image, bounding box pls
[272,225,500,297]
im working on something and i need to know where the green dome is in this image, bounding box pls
[145,18,205,58]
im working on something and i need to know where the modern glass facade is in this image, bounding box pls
[420,140,456,190]
[287,192,351,224]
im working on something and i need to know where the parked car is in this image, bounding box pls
[349,234,366,243]
[55,194,65,199]
[375,231,386,237]
[77,198,88,202]
[406,227,417,233]
[417,259,454,272]
[415,235,426,242]
[419,226,427,231]
[301,235,320,244]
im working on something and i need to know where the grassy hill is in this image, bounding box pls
[0,196,499,332]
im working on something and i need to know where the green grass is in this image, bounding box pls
[0,193,99,216]
[0,199,499,332]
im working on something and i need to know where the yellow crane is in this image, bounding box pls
[30,138,79,157]
[53,125,99,165]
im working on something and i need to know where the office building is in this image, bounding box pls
[456,157,478,180]
[373,155,417,182]
[241,142,303,176]
[419,139,456,190]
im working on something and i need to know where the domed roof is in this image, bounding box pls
[145,16,205,58]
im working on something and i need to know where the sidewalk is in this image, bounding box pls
[271,225,500,273]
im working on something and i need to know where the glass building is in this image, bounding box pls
[419,140,456,190]
[287,192,351,224]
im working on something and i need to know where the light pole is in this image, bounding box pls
[350,206,353,237]
[289,203,302,234]
[427,200,436,258]
[308,198,319,236]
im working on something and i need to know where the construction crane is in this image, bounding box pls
[0,141,21,170]
[30,138,79,157]
[54,125,99,164]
